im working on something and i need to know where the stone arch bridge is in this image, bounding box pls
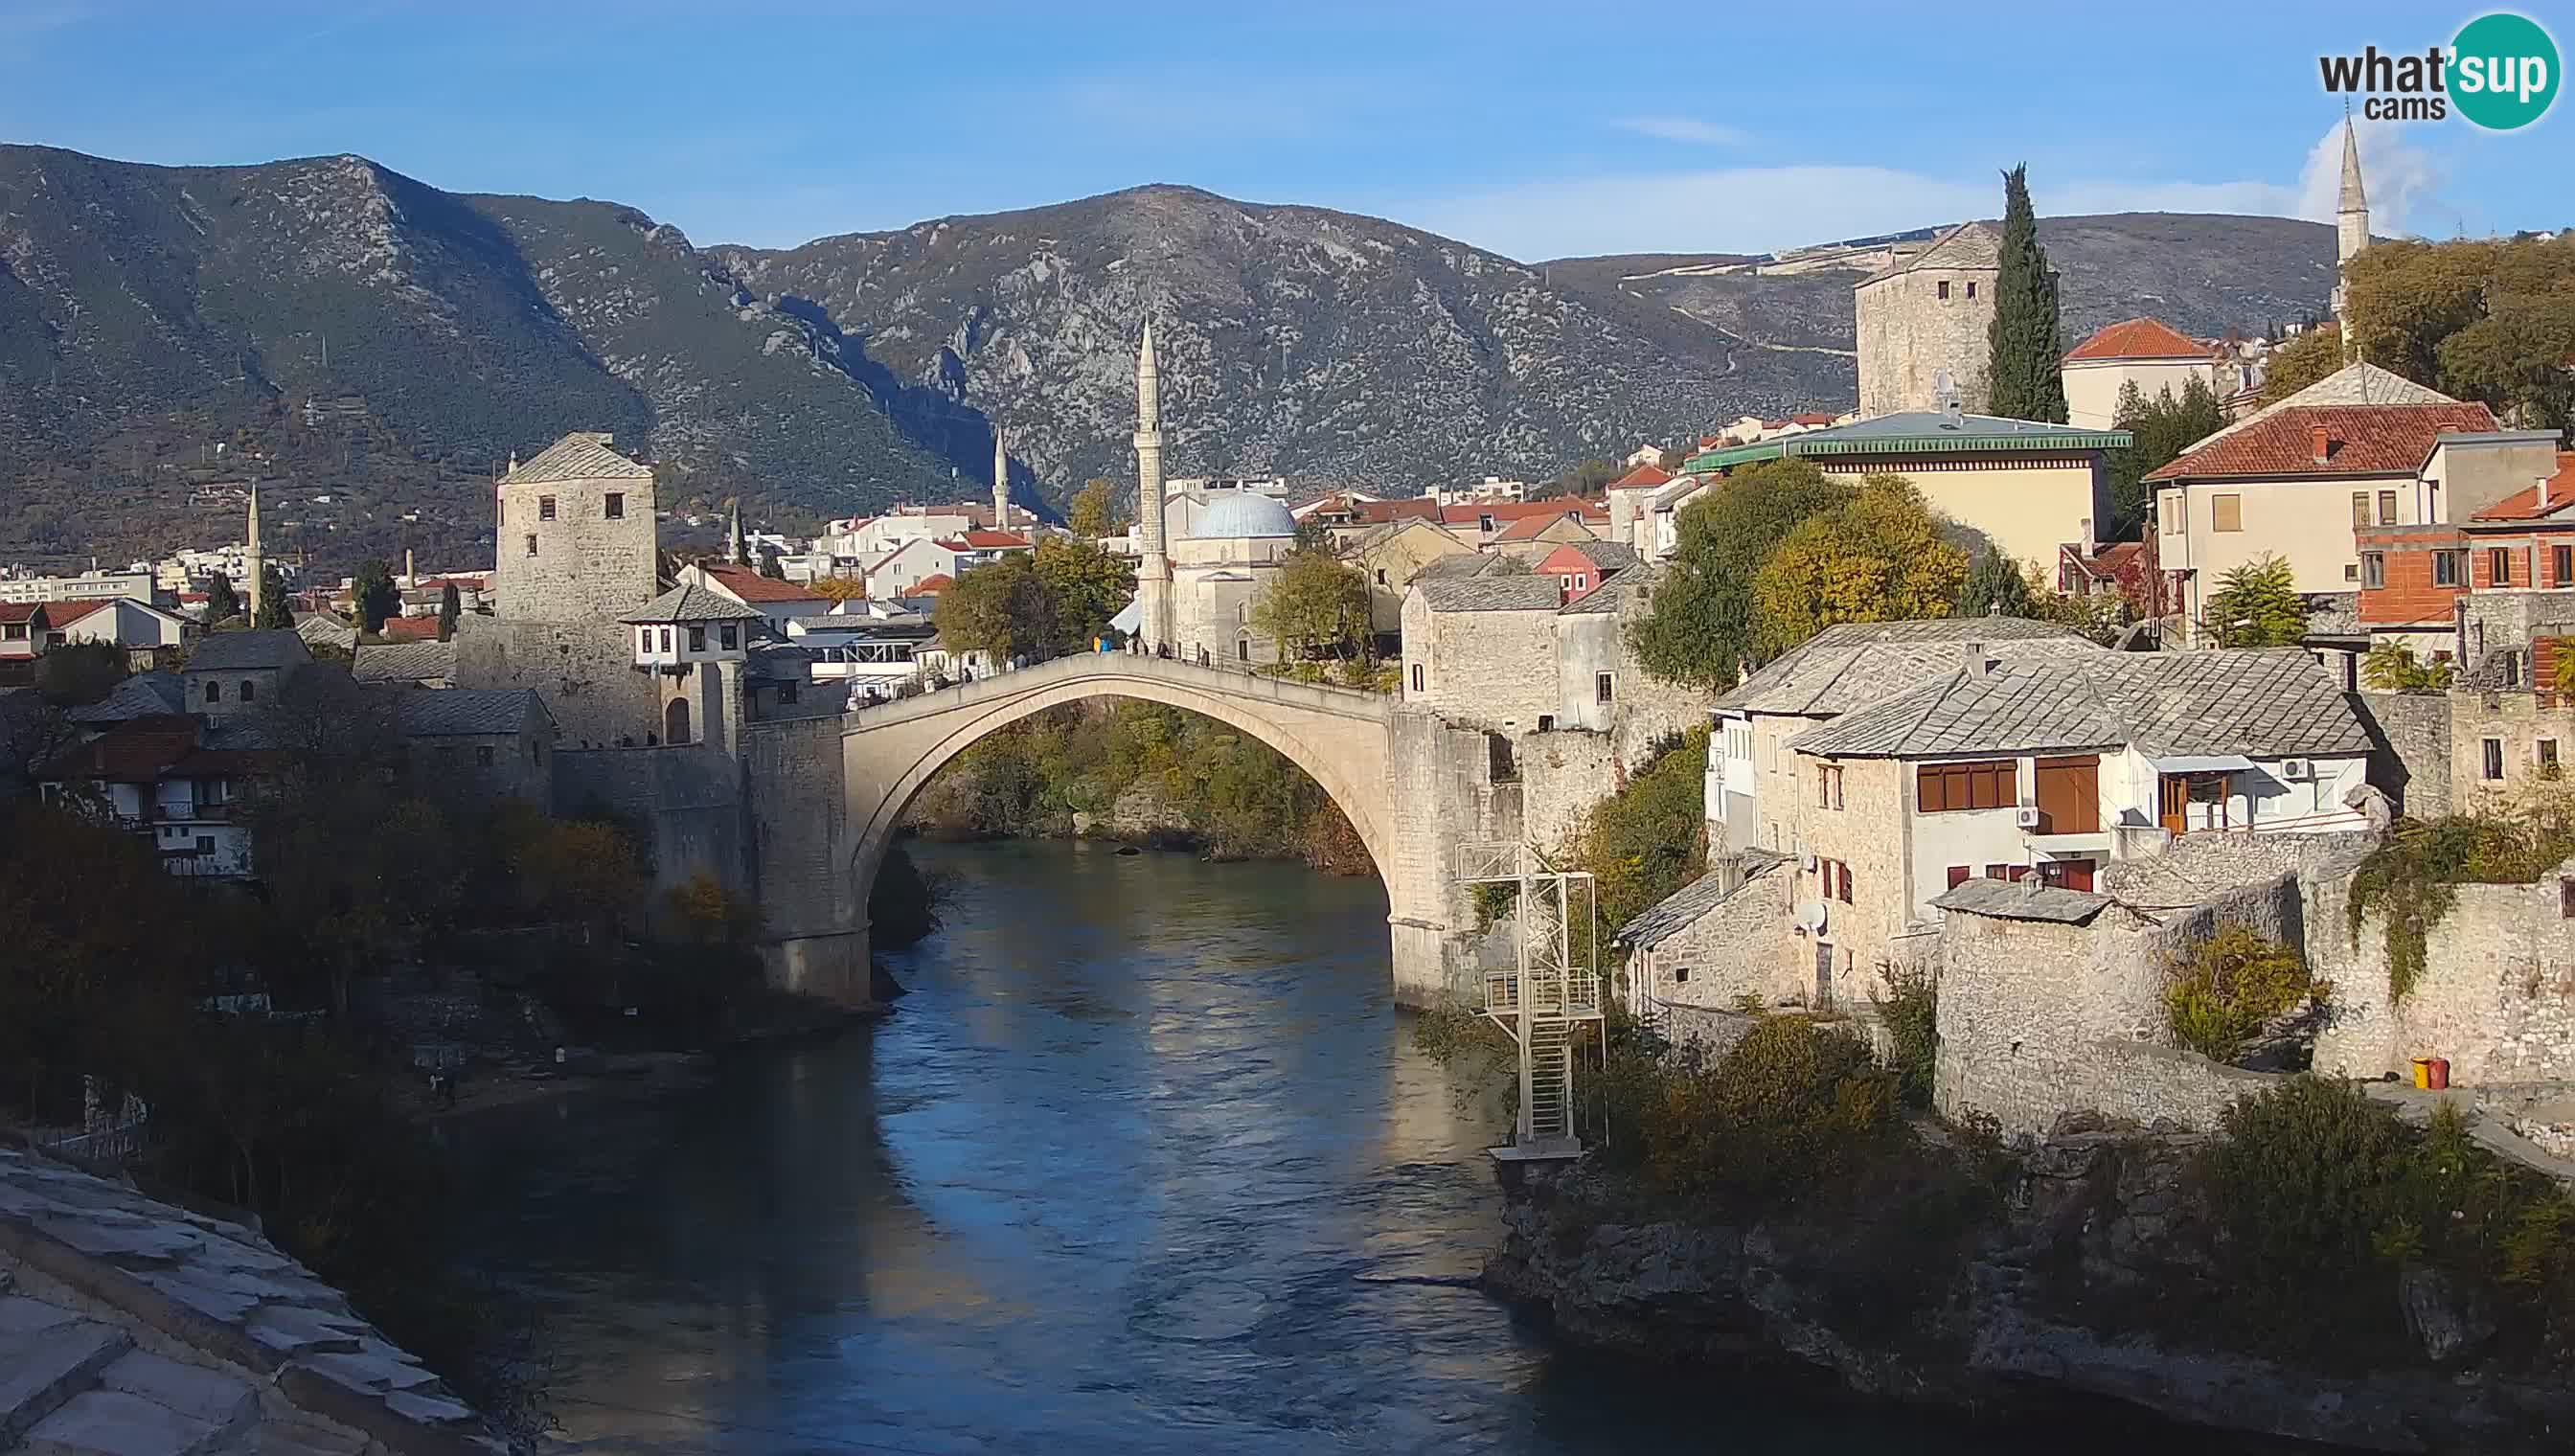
[839,653,1470,1003]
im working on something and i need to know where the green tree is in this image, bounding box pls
[2260,324,2344,403]
[1030,535,1137,650]
[351,558,398,633]
[758,544,786,580]
[1067,478,1126,538]
[1629,459,1854,686]
[2104,375,2228,537]
[34,641,127,708]
[1251,549,1372,661]
[436,581,461,641]
[257,563,294,629]
[1550,457,1621,498]
[1985,164,2067,421]
[2346,238,2501,385]
[203,574,241,626]
[2360,640,2456,693]
[2439,291,2575,430]
[1954,547,2035,620]
[935,555,1060,664]
[1752,476,1971,656]
[2202,554,2307,647]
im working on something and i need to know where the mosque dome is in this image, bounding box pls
[1187,491,1299,539]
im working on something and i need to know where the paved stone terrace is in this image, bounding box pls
[0,1146,495,1456]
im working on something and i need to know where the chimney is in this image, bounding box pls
[2310,425,2332,464]
[1963,641,1991,678]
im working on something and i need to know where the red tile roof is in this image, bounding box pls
[1352,498,1443,525]
[2144,403,2500,483]
[1439,499,1608,527]
[910,574,954,595]
[1606,463,1674,491]
[379,615,444,641]
[2469,453,2575,521]
[1491,512,1600,542]
[0,602,43,625]
[954,530,1031,549]
[2065,317,2210,362]
[39,598,118,627]
[1789,412,1839,426]
[698,562,823,603]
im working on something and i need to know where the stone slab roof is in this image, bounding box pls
[293,614,357,652]
[626,582,768,625]
[65,671,184,724]
[1559,566,1656,616]
[1930,877,2113,923]
[1412,552,1515,581]
[1415,577,1564,613]
[183,630,311,673]
[397,687,551,739]
[503,431,650,484]
[1716,618,2099,717]
[0,1145,492,1454]
[1861,220,2001,283]
[1787,648,2376,761]
[351,640,457,684]
[1614,852,1792,949]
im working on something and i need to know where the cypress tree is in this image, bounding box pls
[256,564,294,629]
[1986,164,2068,422]
[437,581,461,641]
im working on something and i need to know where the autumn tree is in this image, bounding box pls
[935,555,1061,664]
[2259,324,2344,403]
[1986,164,2067,421]
[1068,478,1127,538]
[2440,291,2575,430]
[1629,459,1854,687]
[2201,554,2306,648]
[1751,475,1969,656]
[2104,375,2228,537]
[810,575,870,603]
[1251,549,1372,662]
[352,558,399,633]
[1032,535,1137,650]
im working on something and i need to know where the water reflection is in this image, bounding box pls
[449,840,2310,1455]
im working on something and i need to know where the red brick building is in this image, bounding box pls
[2358,451,2575,650]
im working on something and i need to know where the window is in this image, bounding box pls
[2375,489,2398,526]
[2507,652,2525,688]
[524,534,538,557]
[2485,737,2506,782]
[1410,663,1424,693]
[476,745,495,766]
[1937,281,1951,300]
[1812,858,1853,902]
[1985,863,2029,883]
[2173,494,2188,532]
[659,627,672,651]
[1596,671,1615,705]
[2557,545,2573,586]
[1917,761,2017,812]
[2434,551,2463,586]
[538,495,557,521]
[1836,862,1853,902]
[1673,966,1691,984]
[2351,492,2371,529]
[1946,865,1971,889]
[1965,281,1977,300]
[720,625,739,650]
[1375,569,1387,585]
[1537,715,1555,732]
[688,626,707,652]
[2361,553,2384,589]
[2542,739,2562,775]
[1560,576,1574,592]
[1816,762,1844,809]
[2493,548,2514,586]
[1478,514,1494,533]
[2564,877,2575,920]
[780,681,800,704]
[238,679,254,702]
[2345,563,2360,582]
[2211,493,2242,533]
[604,492,625,520]
[194,835,213,853]
[204,680,220,703]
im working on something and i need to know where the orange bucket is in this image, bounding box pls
[2410,1057,2451,1090]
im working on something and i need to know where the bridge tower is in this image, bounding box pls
[1458,840,1604,1158]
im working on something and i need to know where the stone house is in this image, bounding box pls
[1854,221,2001,417]
[1602,462,1672,553]
[396,687,556,805]
[1400,577,1565,729]
[2059,316,2221,431]
[180,630,312,717]
[1536,539,1637,604]
[1613,850,1795,1035]
[1481,510,1601,563]
[1351,517,1475,637]
[1679,409,2128,578]
[2451,679,2575,814]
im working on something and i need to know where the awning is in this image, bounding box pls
[1108,600,1143,633]
[2150,754,2255,775]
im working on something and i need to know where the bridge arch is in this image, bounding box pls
[842,655,1402,902]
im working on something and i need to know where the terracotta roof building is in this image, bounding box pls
[2061,316,2222,430]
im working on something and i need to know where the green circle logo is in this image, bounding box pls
[2452,11,2560,129]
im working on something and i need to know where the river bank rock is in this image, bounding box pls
[1485,1135,2575,1452]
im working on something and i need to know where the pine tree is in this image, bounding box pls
[1986,164,2067,422]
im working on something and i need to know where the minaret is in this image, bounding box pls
[2334,114,2368,360]
[1133,323,1174,648]
[242,482,264,626]
[991,429,1011,532]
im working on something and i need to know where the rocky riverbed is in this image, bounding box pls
[1484,1128,2575,1453]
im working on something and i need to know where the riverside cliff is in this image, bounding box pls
[1486,1130,2575,1453]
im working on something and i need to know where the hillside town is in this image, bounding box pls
[11,81,2575,1456]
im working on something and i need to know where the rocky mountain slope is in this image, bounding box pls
[0,145,2340,568]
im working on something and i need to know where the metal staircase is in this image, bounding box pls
[1458,840,1603,1158]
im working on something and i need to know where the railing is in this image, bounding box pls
[1483,971,1603,1021]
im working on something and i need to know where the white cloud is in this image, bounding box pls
[2291,117,2445,235]
[1612,116,1751,148]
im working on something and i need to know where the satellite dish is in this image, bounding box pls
[1794,899,1829,934]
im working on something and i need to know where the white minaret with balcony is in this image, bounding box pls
[1133,324,1174,648]
[2333,115,2369,360]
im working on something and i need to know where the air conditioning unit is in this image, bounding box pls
[2015,806,2042,829]
[2281,758,2313,781]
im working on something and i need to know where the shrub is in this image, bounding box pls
[2163,925,2322,1063]
[1870,961,1938,1107]
[1640,1015,1904,1205]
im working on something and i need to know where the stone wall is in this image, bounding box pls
[553,742,743,894]
[1856,266,1994,417]
[2356,689,2452,817]
[1401,595,1561,731]
[2313,858,2575,1084]
[743,715,865,1005]
[1633,858,1796,1012]
[451,617,659,749]
[2450,689,2575,817]
[1515,728,1620,856]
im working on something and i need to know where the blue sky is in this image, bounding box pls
[2,1,2565,260]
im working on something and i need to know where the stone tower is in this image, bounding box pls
[991,429,1011,531]
[242,481,263,624]
[1853,222,2002,417]
[2334,115,2369,360]
[1133,323,1174,647]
